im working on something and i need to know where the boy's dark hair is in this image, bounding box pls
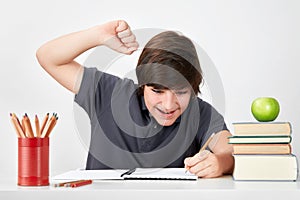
[136,31,202,96]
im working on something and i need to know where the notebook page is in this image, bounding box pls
[123,168,198,180]
[52,169,128,180]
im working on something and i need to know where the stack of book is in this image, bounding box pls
[229,122,298,181]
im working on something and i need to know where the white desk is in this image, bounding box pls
[1,176,299,200]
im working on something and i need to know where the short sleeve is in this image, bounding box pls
[197,100,228,147]
[74,66,122,120]
[74,67,98,117]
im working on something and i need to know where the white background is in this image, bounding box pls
[0,0,299,178]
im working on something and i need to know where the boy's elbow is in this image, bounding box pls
[36,47,43,64]
[36,46,49,70]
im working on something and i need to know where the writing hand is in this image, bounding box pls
[184,150,223,178]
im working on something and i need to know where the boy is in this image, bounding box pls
[36,20,233,178]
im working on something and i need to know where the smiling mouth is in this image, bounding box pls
[156,107,177,118]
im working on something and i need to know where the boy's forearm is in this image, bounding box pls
[37,26,102,67]
[36,26,104,93]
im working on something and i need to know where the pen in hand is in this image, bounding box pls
[185,133,215,173]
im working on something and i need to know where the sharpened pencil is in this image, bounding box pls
[67,180,92,188]
[53,180,85,187]
[10,112,59,139]
[10,113,26,138]
[24,113,34,138]
[40,113,49,136]
[41,113,58,138]
[35,114,41,137]
[199,133,215,152]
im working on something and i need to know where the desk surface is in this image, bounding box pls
[1,175,300,200]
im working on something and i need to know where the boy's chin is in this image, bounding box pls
[155,118,177,127]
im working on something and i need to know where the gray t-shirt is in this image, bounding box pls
[75,67,228,169]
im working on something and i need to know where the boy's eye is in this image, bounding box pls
[175,91,188,95]
[151,89,163,94]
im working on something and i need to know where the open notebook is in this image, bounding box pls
[52,168,198,181]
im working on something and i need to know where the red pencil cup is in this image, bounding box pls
[18,137,49,186]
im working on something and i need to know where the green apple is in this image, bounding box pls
[251,97,280,122]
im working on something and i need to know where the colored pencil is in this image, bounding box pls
[24,113,35,138]
[35,114,41,137]
[67,180,92,188]
[53,180,85,187]
[10,113,26,138]
[40,113,49,135]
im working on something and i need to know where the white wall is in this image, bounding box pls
[1,0,299,178]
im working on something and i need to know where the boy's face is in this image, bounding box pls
[143,85,192,126]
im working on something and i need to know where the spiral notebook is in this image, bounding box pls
[52,168,198,181]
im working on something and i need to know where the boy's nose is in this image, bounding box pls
[162,91,177,110]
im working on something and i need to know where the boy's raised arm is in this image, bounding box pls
[36,20,138,94]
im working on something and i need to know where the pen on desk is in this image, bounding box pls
[120,168,136,177]
[54,180,86,187]
[66,180,93,188]
[185,133,215,173]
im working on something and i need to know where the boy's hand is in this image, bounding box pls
[99,20,139,55]
[184,150,223,178]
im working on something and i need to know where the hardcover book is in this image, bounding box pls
[228,135,291,144]
[233,154,298,181]
[232,143,292,154]
[232,122,292,136]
